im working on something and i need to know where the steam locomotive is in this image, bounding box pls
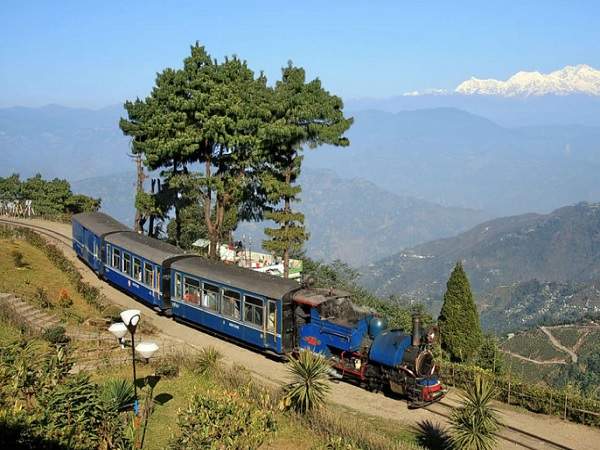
[72,212,445,407]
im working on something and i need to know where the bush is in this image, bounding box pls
[193,346,223,376]
[100,379,135,412]
[449,375,501,450]
[168,389,275,450]
[35,287,53,309]
[42,326,70,345]
[11,250,27,268]
[57,288,73,308]
[280,350,331,414]
[154,361,180,379]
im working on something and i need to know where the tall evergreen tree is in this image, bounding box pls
[438,262,483,362]
[262,63,353,277]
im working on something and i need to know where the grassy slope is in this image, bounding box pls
[0,238,100,324]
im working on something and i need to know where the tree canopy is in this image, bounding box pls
[0,173,100,216]
[120,44,352,264]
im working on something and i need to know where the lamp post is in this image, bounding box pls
[108,309,159,415]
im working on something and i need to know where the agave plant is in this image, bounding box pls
[280,350,331,414]
[193,346,223,376]
[100,378,135,412]
[449,375,501,450]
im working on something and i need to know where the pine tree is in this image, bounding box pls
[262,63,353,277]
[438,262,483,362]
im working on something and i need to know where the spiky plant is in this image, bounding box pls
[449,375,501,450]
[193,346,223,376]
[280,350,331,414]
[100,378,135,412]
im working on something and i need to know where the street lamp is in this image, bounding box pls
[108,322,127,348]
[108,309,159,415]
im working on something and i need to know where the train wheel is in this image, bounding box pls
[365,365,383,393]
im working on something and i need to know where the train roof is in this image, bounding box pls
[72,212,130,236]
[105,231,184,264]
[171,256,300,300]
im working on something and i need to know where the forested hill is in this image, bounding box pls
[72,168,490,266]
[360,202,600,326]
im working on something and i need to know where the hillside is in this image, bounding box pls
[360,202,600,325]
[73,168,490,266]
[305,108,600,215]
[500,323,600,395]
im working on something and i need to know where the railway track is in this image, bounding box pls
[0,217,591,450]
[0,217,73,247]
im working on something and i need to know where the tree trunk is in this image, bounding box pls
[133,153,146,233]
[148,215,155,238]
[283,168,291,279]
[203,159,218,259]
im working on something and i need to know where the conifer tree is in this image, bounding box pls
[262,63,353,277]
[438,262,483,362]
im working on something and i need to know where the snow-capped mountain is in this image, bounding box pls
[455,64,600,97]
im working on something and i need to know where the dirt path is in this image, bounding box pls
[540,326,578,363]
[4,217,600,450]
[501,349,568,365]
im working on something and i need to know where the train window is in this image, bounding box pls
[93,240,98,257]
[222,289,241,320]
[133,257,142,282]
[123,253,132,276]
[267,301,277,333]
[112,248,121,269]
[202,283,220,312]
[174,272,182,299]
[105,244,111,264]
[183,276,201,304]
[144,262,154,288]
[244,296,263,328]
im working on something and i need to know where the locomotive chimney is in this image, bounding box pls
[411,314,421,347]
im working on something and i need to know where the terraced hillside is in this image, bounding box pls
[500,324,600,393]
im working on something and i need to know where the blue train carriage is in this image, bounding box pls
[102,231,185,310]
[293,288,446,407]
[72,212,130,273]
[169,256,300,354]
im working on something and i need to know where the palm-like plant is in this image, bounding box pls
[193,346,223,376]
[100,378,135,412]
[449,375,501,450]
[280,350,331,414]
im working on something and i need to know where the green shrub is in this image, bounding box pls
[168,389,275,450]
[100,379,135,411]
[41,326,70,345]
[280,350,331,414]
[11,250,27,268]
[35,287,53,309]
[449,376,501,450]
[154,361,180,379]
[193,346,223,376]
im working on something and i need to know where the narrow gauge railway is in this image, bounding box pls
[61,212,448,407]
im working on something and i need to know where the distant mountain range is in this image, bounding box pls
[3,104,600,217]
[455,64,600,97]
[360,202,600,328]
[305,108,600,215]
[72,168,490,266]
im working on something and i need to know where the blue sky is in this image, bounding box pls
[2,0,600,107]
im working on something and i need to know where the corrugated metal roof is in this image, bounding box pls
[72,212,130,236]
[105,231,184,264]
[171,256,300,300]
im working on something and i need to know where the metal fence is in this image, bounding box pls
[439,362,600,427]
